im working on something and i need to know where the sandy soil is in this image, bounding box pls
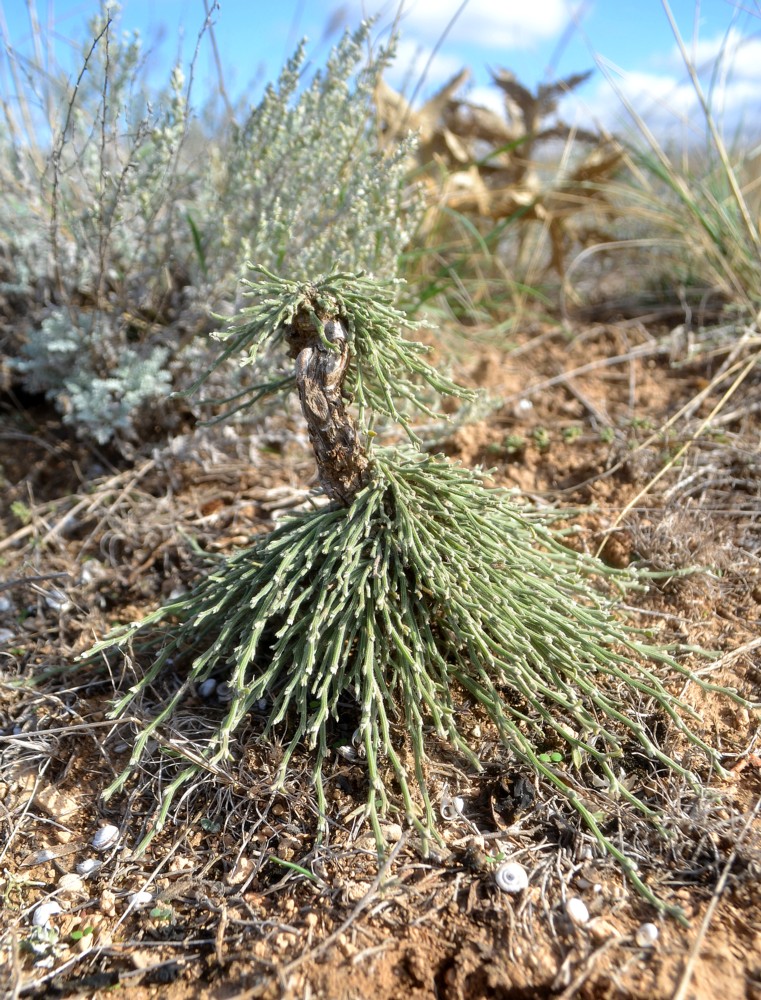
[1,316,760,999]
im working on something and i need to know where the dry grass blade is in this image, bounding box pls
[672,796,761,1000]
[588,8,761,316]
[600,347,761,549]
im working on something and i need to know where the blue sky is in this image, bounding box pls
[2,1,760,137]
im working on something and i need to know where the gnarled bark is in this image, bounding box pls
[287,313,370,505]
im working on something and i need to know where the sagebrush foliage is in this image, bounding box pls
[2,11,422,445]
[10,309,171,443]
[93,449,745,922]
[205,23,422,283]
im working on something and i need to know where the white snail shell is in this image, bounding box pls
[440,795,465,821]
[566,897,590,925]
[128,890,154,909]
[198,678,217,698]
[32,901,63,927]
[635,922,659,947]
[91,824,120,851]
[216,682,233,703]
[76,858,102,877]
[494,861,529,893]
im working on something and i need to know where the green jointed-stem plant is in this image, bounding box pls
[91,266,755,920]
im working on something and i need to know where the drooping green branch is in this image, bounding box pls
[88,264,758,923]
[190,265,476,439]
[90,451,755,919]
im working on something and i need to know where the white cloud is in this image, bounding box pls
[658,27,761,81]
[560,63,759,142]
[604,69,698,119]
[465,84,505,116]
[402,0,569,48]
[600,26,761,137]
[387,36,465,91]
[352,0,572,49]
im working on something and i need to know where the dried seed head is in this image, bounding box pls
[494,861,529,894]
[30,848,58,864]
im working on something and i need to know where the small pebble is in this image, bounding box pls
[91,824,119,850]
[57,873,85,896]
[226,856,255,886]
[99,889,116,915]
[566,897,590,926]
[0,596,13,613]
[589,919,620,943]
[381,823,404,842]
[494,861,529,894]
[36,786,79,822]
[32,901,62,927]
[130,948,154,970]
[635,922,659,947]
[0,628,15,644]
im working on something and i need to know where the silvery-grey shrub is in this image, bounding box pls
[3,10,422,447]
[12,309,171,444]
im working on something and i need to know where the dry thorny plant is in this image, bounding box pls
[377,67,624,280]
